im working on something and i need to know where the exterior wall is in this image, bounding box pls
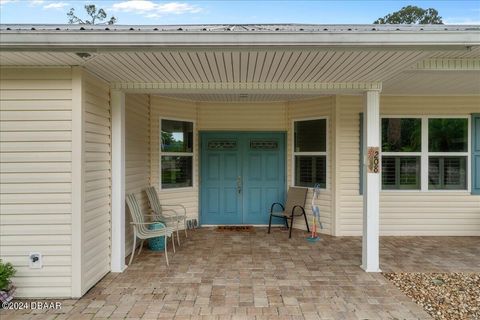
[336,95,480,236]
[81,72,111,292]
[150,96,198,222]
[197,101,286,131]
[125,94,150,256]
[287,97,334,235]
[0,68,73,297]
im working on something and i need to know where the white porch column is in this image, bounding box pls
[111,90,126,272]
[361,90,381,272]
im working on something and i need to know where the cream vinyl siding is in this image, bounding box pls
[82,72,111,292]
[0,68,73,298]
[125,94,150,256]
[287,97,334,235]
[197,101,286,131]
[150,96,198,222]
[336,95,480,236]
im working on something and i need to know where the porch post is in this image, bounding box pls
[111,90,126,272]
[361,90,381,272]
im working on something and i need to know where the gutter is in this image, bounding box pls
[1,31,479,50]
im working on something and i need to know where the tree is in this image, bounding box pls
[67,4,117,25]
[374,5,443,24]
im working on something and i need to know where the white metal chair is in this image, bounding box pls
[126,193,175,266]
[145,186,187,246]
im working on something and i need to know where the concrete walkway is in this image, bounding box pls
[2,228,479,319]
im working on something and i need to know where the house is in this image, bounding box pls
[0,24,479,299]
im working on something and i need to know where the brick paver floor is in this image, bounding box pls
[2,227,479,319]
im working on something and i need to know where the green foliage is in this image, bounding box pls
[374,5,443,24]
[382,118,421,152]
[161,131,186,152]
[0,260,16,291]
[428,119,468,152]
[67,4,117,25]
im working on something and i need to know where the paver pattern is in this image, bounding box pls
[2,228,479,319]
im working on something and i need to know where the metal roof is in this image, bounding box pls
[1,23,479,32]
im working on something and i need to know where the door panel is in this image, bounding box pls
[201,132,285,225]
[201,133,242,224]
[243,133,285,224]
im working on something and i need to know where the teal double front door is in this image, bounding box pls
[200,132,286,225]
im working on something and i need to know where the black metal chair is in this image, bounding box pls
[268,187,310,238]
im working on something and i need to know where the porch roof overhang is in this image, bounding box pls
[1,24,479,99]
[1,24,480,49]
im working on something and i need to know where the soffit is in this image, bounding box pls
[0,49,467,82]
[0,47,479,98]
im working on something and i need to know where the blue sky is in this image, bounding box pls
[0,0,479,25]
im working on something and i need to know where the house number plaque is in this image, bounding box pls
[367,147,380,173]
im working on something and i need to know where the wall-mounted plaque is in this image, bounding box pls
[367,147,380,173]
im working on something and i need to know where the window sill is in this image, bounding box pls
[380,189,470,194]
[159,186,196,193]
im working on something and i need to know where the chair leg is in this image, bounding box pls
[268,214,273,234]
[164,235,169,266]
[285,217,289,229]
[303,212,310,233]
[172,233,176,253]
[184,218,188,238]
[176,220,181,246]
[129,236,137,265]
[138,240,144,256]
[289,216,294,238]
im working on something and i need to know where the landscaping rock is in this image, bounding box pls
[384,272,480,320]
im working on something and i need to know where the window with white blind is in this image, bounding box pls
[381,118,422,190]
[293,118,327,188]
[428,118,468,190]
[381,116,470,191]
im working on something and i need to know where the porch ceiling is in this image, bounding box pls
[1,24,479,98]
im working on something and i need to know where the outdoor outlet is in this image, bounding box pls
[29,252,42,269]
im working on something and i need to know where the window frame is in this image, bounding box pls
[381,116,423,191]
[159,117,196,191]
[380,115,471,193]
[292,116,328,190]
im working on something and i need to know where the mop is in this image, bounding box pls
[306,183,323,242]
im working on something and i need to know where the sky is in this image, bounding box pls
[0,0,479,25]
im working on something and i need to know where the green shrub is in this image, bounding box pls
[0,260,16,290]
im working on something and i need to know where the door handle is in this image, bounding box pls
[237,176,242,194]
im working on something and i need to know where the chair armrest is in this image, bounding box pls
[130,221,163,226]
[161,204,187,216]
[161,210,184,219]
[291,205,306,216]
[270,202,285,213]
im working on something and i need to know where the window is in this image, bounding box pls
[428,118,468,190]
[160,119,194,189]
[381,116,469,191]
[381,118,422,190]
[293,119,327,188]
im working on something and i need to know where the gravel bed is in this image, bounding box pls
[384,273,480,320]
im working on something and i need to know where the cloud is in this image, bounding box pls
[111,1,202,17]
[30,0,45,4]
[43,2,68,9]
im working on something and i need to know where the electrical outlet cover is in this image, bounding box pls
[29,252,42,269]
